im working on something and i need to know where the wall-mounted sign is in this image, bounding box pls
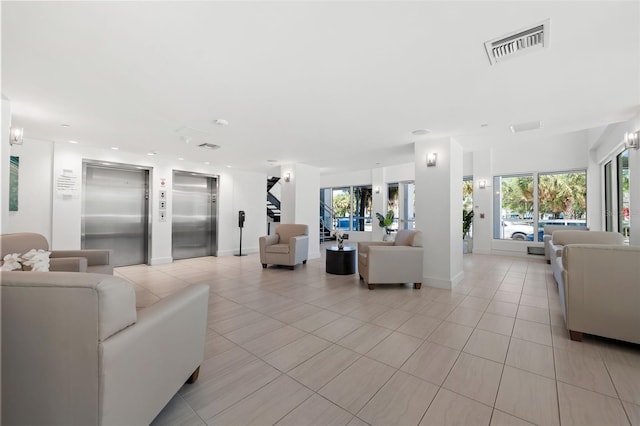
[56,169,79,197]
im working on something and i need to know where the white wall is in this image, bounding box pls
[6,138,54,240]
[294,163,320,258]
[4,138,265,263]
[1,98,12,234]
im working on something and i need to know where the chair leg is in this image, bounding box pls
[368,284,375,290]
[414,283,422,289]
[262,263,267,269]
[303,260,307,264]
[569,330,583,341]
[185,366,200,384]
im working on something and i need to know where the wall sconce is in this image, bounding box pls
[374,186,380,194]
[426,153,437,167]
[283,172,291,182]
[9,127,24,145]
[625,131,640,150]
[478,180,487,189]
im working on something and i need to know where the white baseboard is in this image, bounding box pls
[423,270,464,289]
[150,257,173,265]
[217,247,259,257]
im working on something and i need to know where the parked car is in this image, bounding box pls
[526,220,588,241]
[501,221,533,240]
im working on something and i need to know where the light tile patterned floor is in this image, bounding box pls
[113,245,640,426]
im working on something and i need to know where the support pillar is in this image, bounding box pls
[414,137,464,289]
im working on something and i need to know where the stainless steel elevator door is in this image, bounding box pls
[82,164,149,267]
[172,172,217,260]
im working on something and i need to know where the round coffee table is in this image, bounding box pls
[325,246,356,275]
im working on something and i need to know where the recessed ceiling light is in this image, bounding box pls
[60,124,71,128]
[204,161,210,165]
[178,157,184,161]
[480,123,489,127]
[68,140,78,144]
[412,129,431,136]
[510,121,542,133]
[213,119,229,126]
[266,159,278,163]
[226,165,232,168]
[111,147,119,150]
[147,151,157,156]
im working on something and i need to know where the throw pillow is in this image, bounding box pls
[0,253,23,271]
[21,249,51,272]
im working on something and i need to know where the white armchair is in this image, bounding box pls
[357,229,424,290]
[259,224,309,269]
[1,271,209,425]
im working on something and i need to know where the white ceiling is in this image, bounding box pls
[2,1,639,174]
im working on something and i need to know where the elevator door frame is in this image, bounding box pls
[81,160,151,266]
[172,170,219,260]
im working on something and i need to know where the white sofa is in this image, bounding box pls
[1,232,113,274]
[357,229,423,290]
[1,271,209,425]
[259,224,309,269]
[560,244,640,344]
[543,225,589,263]
[549,230,624,286]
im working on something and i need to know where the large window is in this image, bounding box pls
[386,182,414,230]
[537,171,587,241]
[332,187,351,231]
[320,185,372,232]
[352,185,373,231]
[463,176,473,237]
[493,170,586,241]
[494,175,534,240]
[603,149,630,241]
[617,150,630,238]
[604,161,613,231]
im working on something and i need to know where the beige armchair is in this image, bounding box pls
[1,232,113,274]
[1,271,209,425]
[357,229,424,290]
[259,224,309,269]
[560,244,640,344]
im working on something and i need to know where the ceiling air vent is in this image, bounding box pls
[485,19,550,65]
[198,143,220,150]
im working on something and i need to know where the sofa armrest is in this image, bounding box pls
[357,241,393,254]
[561,244,640,344]
[49,257,89,272]
[259,234,279,249]
[290,235,309,264]
[51,249,112,267]
[99,283,210,425]
[367,246,424,284]
[543,234,553,261]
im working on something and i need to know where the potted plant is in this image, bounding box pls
[463,209,474,253]
[376,210,395,239]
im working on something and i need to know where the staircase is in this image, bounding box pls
[267,177,281,223]
[319,200,335,243]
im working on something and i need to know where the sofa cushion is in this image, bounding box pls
[0,233,49,258]
[551,230,624,246]
[266,244,290,254]
[276,224,309,243]
[1,271,136,342]
[394,230,423,247]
